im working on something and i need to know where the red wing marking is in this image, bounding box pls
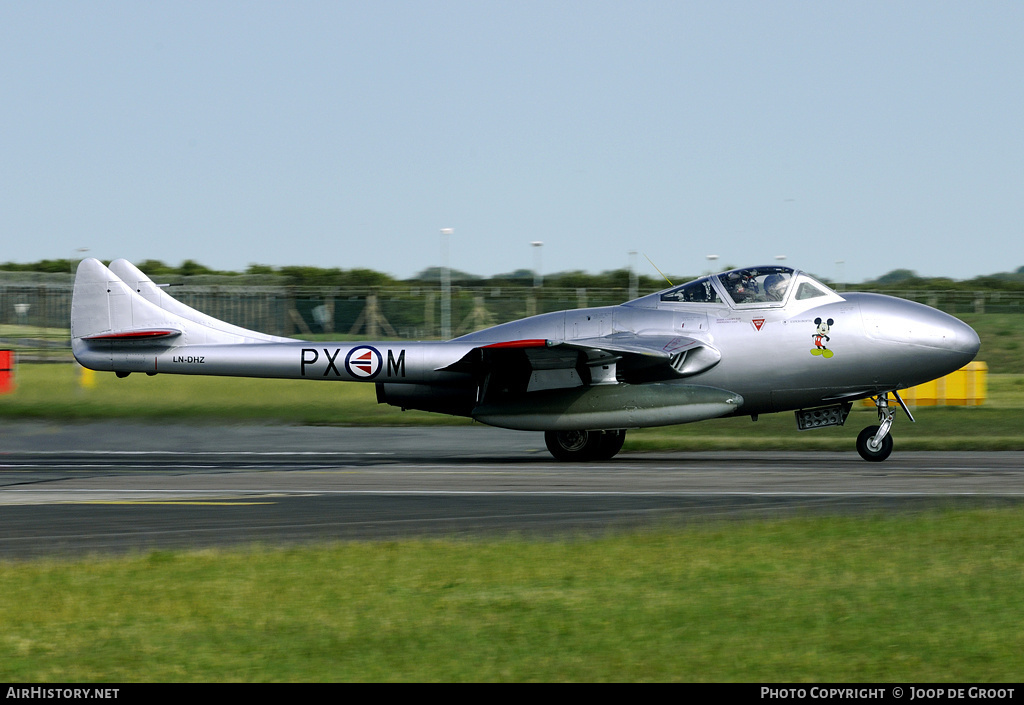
[83,330,179,340]
[480,339,548,349]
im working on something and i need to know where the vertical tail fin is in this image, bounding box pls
[71,258,295,370]
[70,258,178,342]
[107,259,294,343]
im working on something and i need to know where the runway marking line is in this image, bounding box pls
[80,500,276,506]
[0,450,396,456]
[5,489,1024,498]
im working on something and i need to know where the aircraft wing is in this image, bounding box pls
[444,335,735,431]
[440,333,721,381]
[560,333,721,376]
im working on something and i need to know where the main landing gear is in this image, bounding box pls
[545,430,626,462]
[856,391,914,462]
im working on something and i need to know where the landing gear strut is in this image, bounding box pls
[856,391,914,462]
[545,430,626,461]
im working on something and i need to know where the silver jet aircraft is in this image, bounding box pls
[71,258,980,462]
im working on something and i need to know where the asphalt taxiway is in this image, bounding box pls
[2,422,1022,558]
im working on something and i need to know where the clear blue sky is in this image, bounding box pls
[3,1,1022,283]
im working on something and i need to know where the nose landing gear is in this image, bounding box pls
[856,391,914,462]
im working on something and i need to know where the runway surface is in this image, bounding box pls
[2,422,1023,558]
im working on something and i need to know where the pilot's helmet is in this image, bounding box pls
[764,274,786,300]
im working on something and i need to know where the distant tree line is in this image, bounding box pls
[859,268,1024,292]
[4,258,1024,292]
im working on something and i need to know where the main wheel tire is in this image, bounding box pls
[856,425,893,462]
[590,430,626,461]
[544,430,627,461]
[545,430,599,461]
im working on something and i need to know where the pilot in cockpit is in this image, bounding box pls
[763,274,787,301]
[724,271,758,302]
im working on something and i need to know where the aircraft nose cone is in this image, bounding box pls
[862,296,976,351]
[948,316,981,360]
[857,293,980,382]
[915,306,981,367]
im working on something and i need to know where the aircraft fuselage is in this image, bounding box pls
[71,259,980,461]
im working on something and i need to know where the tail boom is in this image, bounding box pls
[75,340,474,384]
[70,258,474,384]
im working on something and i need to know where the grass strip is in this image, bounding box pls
[1,508,1022,682]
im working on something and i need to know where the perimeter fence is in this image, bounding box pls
[2,277,1023,362]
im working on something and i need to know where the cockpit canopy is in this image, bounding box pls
[659,266,837,308]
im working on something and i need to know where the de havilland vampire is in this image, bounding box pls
[71,258,980,462]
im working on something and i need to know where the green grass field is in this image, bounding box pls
[1,510,1023,682]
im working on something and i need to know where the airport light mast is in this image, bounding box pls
[441,228,453,339]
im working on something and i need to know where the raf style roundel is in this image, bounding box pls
[345,345,383,379]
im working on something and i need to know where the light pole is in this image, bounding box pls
[706,254,719,275]
[71,247,89,273]
[628,250,638,300]
[440,228,453,339]
[531,241,543,288]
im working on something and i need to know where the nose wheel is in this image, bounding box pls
[856,391,914,462]
[856,425,894,462]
